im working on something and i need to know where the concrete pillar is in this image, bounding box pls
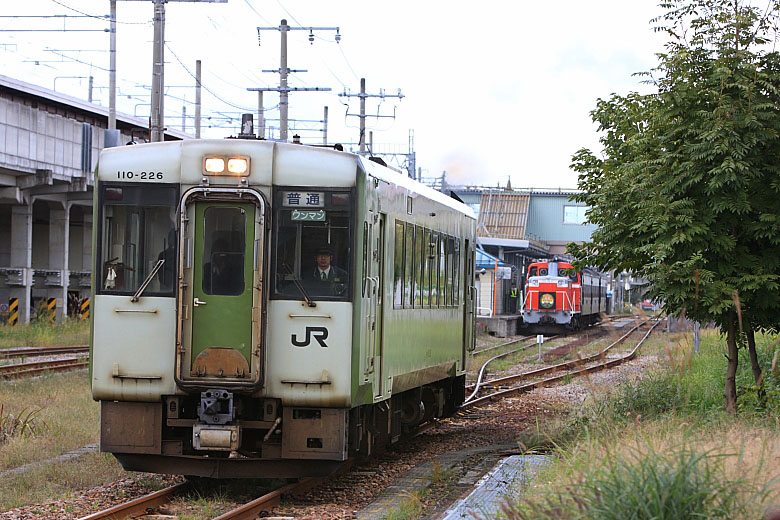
[48,204,71,323]
[10,204,33,324]
[82,212,93,298]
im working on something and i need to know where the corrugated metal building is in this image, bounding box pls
[526,191,597,254]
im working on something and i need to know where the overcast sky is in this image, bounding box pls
[0,0,668,188]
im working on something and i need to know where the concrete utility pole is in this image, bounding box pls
[124,0,225,142]
[339,78,404,155]
[256,91,264,139]
[195,59,201,138]
[323,106,328,145]
[253,19,338,141]
[149,0,165,142]
[109,0,116,130]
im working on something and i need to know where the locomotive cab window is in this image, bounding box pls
[98,184,179,296]
[273,189,352,301]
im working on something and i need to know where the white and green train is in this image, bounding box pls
[90,137,477,478]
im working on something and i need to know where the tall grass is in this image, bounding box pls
[505,329,780,519]
[0,319,89,348]
[571,329,780,430]
[504,435,777,520]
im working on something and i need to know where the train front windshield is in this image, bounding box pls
[97,184,179,296]
[272,189,352,301]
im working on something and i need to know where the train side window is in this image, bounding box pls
[430,232,439,308]
[393,221,404,309]
[362,221,368,297]
[438,233,445,308]
[405,223,415,308]
[416,225,424,307]
[529,266,538,277]
[445,236,454,307]
[453,238,460,305]
[422,228,432,307]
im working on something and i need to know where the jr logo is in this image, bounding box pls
[291,326,329,348]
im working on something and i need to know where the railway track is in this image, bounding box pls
[463,318,660,408]
[0,357,88,379]
[471,315,633,357]
[78,462,352,520]
[0,345,89,358]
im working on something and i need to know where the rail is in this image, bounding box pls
[0,345,89,358]
[463,319,660,408]
[0,358,88,379]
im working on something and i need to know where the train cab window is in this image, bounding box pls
[98,184,179,296]
[272,189,352,301]
[529,266,538,277]
[559,268,579,282]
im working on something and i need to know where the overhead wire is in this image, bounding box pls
[48,0,151,25]
[165,42,256,112]
[243,0,273,26]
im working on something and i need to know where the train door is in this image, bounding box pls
[177,189,264,388]
[372,214,385,397]
[363,209,385,398]
[463,239,475,365]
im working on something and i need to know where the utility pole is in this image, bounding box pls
[88,75,94,102]
[256,91,264,139]
[339,78,404,155]
[323,106,328,145]
[109,0,116,130]
[253,19,338,141]
[123,0,225,142]
[195,59,201,138]
[149,0,165,142]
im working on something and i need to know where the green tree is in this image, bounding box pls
[570,0,780,413]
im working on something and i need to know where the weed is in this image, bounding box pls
[0,405,46,443]
[383,488,427,520]
[0,320,89,348]
[429,461,455,485]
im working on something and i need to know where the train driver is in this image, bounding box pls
[307,246,348,295]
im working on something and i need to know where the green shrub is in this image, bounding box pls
[507,442,770,520]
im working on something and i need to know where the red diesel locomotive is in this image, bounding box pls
[521,260,607,331]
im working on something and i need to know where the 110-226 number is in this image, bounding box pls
[116,171,164,180]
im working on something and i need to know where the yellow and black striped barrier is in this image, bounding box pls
[9,298,18,326]
[47,298,56,324]
[80,298,90,320]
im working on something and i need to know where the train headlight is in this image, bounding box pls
[204,157,225,174]
[203,156,251,176]
[528,279,539,287]
[227,158,248,175]
[557,280,568,287]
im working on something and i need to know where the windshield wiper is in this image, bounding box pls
[282,263,316,307]
[131,259,165,302]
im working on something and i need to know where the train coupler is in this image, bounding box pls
[198,388,235,424]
